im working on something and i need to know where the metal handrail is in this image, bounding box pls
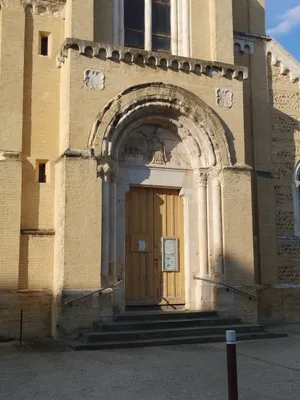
[64,279,123,307]
[193,276,258,301]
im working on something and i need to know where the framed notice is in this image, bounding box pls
[162,237,179,272]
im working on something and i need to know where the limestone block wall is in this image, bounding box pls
[268,61,300,284]
[221,168,254,286]
[0,1,64,338]
[52,156,102,336]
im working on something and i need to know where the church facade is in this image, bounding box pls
[1,0,300,338]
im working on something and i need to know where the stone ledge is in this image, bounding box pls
[21,229,55,236]
[57,38,248,80]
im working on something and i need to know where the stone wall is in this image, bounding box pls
[0,291,52,339]
[268,48,300,284]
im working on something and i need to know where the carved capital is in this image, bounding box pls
[195,170,207,188]
[97,163,111,181]
[97,162,117,182]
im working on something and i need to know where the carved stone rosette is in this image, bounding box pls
[216,88,233,108]
[84,69,105,91]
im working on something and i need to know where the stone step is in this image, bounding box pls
[79,324,264,343]
[64,332,288,351]
[114,310,217,322]
[94,316,242,332]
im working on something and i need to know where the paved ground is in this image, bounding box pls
[1,326,300,400]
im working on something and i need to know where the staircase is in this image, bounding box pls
[62,311,287,351]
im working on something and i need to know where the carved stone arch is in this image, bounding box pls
[88,83,233,168]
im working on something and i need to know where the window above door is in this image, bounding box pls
[115,0,190,56]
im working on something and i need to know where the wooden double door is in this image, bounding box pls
[125,186,185,306]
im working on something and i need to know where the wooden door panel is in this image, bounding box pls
[125,186,185,306]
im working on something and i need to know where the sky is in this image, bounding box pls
[266,0,300,61]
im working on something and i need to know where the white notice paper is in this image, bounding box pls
[138,240,146,252]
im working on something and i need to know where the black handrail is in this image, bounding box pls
[64,279,123,307]
[193,275,258,301]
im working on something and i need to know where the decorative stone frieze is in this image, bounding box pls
[267,39,300,83]
[84,69,105,91]
[216,88,233,108]
[56,38,248,80]
[21,0,66,19]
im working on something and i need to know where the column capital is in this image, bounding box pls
[97,163,112,182]
[194,170,207,188]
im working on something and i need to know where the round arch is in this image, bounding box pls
[88,82,233,168]
[89,82,234,313]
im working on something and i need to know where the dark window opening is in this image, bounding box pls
[40,35,48,56]
[124,0,145,49]
[38,162,47,183]
[152,0,171,52]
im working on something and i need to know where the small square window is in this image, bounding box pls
[36,160,48,183]
[39,32,51,56]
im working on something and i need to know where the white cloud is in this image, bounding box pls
[267,5,300,36]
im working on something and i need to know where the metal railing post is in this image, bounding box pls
[19,309,23,347]
[226,330,238,400]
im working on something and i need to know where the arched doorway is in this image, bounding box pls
[89,83,232,314]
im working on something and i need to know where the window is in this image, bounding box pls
[124,0,145,49]
[124,0,171,52]
[39,32,50,56]
[36,161,48,183]
[152,0,171,52]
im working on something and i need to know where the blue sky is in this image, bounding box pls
[266,0,300,60]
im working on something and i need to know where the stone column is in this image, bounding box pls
[100,164,111,277]
[110,173,117,278]
[119,0,125,46]
[145,0,152,51]
[171,0,178,55]
[182,0,190,57]
[212,176,223,276]
[196,171,208,277]
[113,0,120,45]
[195,171,210,310]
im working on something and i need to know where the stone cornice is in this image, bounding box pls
[57,38,248,80]
[267,39,300,83]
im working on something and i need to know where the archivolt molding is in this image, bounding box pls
[267,39,300,83]
[21,0,65,18]
[89,83,233,168]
